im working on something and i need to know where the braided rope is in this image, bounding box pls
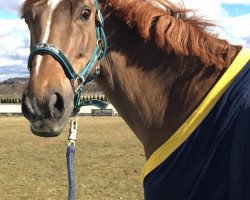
[66,117,77,200]
[67,144,76,200]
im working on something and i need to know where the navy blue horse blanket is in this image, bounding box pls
[142,48,250,200]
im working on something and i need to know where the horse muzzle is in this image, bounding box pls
[30,119,65,137]
[22,89,73,137]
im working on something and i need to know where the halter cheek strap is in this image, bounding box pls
[27,0,108,115]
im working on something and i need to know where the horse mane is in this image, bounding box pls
[20,0,239,69]
[105,0,239,69]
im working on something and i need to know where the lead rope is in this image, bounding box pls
[67,117,78,200]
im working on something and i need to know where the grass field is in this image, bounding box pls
[0,117,145,200]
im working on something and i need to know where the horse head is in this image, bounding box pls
[21,0,105,137]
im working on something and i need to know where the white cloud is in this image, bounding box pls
[221,13,250,45]
[170,0,250,47]
[0,18,29,80]
[0,18,29,52]
[0,0,24,12]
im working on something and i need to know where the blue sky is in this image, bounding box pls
[0,10,19,19]
[0,0,250,81]
[222,3,250,17]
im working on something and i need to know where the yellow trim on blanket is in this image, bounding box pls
[142,47,250,180]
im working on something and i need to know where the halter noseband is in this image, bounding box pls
[27,0,107,115]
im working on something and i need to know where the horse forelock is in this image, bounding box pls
[20,0,60,14]
[20,0,43,16]
[105,0,238,69]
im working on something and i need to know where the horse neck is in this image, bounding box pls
[97,7,240,158]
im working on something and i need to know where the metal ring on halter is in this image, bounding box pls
[68,117,78,146]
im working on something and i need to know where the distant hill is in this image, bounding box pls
[0,78,28,95]
[0,77,102,95]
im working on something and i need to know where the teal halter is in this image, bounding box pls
[27,0,107,115]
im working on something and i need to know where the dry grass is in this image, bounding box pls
[0,117,145,200]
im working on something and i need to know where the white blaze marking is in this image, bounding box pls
[34,0,63,75]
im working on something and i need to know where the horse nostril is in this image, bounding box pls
[22,93,35,120]
[54,93,64,111]
[49,93,65,118]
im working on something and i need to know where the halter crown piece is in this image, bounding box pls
[27,0,108,116]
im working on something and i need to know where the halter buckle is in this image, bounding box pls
[97,39,104,49]
[72,76,85,95]
[96,10,104,26]
[68,117,78,146]
[96,64,100,75]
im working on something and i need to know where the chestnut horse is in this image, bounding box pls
[20,0,250,199]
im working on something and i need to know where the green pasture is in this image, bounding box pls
[0,117,144,200]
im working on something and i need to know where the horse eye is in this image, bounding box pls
[24,17,30,26]
[80,9,91,20]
